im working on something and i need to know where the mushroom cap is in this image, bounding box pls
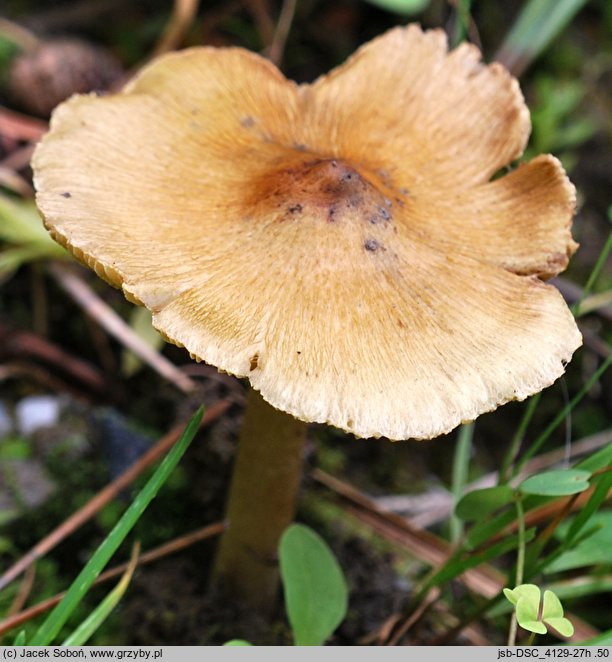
[33,25,581,440]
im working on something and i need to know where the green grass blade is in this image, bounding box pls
[13,631,26,645]
[563,468,612,547]
[451,0,472,46]
[29,406,203,645]
[573,230,612,316]
[360,0,430,16]
[62,543,140,646]
[527,469,612,577]
[496,0,589,75]
[513,355,612,475]
[450,423,473,543]
[421,528,536,595]
[0,195,65,253]
[500,395,541,483]
[466,495,546,550]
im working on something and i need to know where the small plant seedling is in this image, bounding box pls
[279,524,349,646]
[504,584,574,639]
[223,523,348,646]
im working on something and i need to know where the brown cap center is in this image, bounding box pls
[250,156,399,227]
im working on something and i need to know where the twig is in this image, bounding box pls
[0,166,33,197]
[20,0,125,33]
[0,565,36,644]
[0,400,230,593]
[385,587,440,646]
[152,0,201,58]
[554,276,612,324]
[580,326,611,360]
[0,106,47,142]
[48,262,198,394]
[0,322,109,396]
[0,522,225,638]
[245,0,275,47]
[266,0,297,66]
[0,143,36,172]
[7,565,36,618]
[0,17,41,52]
[0,361,96,401]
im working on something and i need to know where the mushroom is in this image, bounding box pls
[32,25,581,612]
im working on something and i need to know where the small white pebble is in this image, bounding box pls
[16,395,62,436]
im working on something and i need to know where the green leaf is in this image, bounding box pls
[13,631,26,645]
[507,584,547,635]
[505,585,575,639]
[504,583,540,607]
[466,494,545,549]
[547,512,612,572]
[519,469,591,497]
[0,195,66,253]
[223,640,252,646]
[545,576,612,601]
[360,0,430,16]
[466,508,517,549]
[542,590,574,637]
[29,406,204,645]
[424,529,535,593]
[579,629,612,646]
[574,444,612,473]
[279,524,348,646]
[455,486,514,521]
[0,194,68,281]
[564,469,612,546]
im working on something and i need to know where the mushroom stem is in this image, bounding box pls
[212,387,308,614]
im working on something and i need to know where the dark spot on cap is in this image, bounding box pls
[297,351,301,355]
[397,319,405,328]
[249,352,259,371]
[288,203,303,214]
[369,207,392,224]
[328,205,337,222]
[364,239,380,252]
[347,418,354,428]
[61,192,71,198]
[241,116,255,128]
[294,143,307,151]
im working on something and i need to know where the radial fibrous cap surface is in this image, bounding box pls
[33,25,582,440]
